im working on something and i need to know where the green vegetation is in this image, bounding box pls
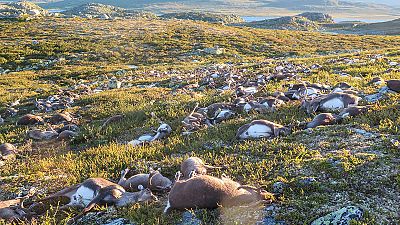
[0,18,399,224]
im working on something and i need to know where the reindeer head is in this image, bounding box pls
[237,185,275,203]
[137,188,158,202]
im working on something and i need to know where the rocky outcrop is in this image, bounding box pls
[297,12,334,23]
[62,3,156,19]
[243,16,321,31]
[161,12,244,24]
[0,1,49,20]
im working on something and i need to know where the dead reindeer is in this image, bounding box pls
[182,103,212,133]
[100,114,125,130]
[180,157,222,178]
[301,93,361,114]
[48,112,74,125]
[164,175,274,213]
[33,178,157,224]
[0,188,36,222]
[118,168,172,192]
[338,105,371,118]
[17,114,44,126]
[306,113,339,129]
[236,120,291,140]
[203,103,235,124]
[0,143,17,161]
[128,123,172,146]
[387,79,400,92]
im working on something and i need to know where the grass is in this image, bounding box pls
[0,17,399,224]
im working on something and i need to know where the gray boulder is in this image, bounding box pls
[311,206,363,225]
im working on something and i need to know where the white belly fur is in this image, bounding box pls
[240,124,272,139]
[321,98,344,110]
[217,110,233,119]
[71,186,96,206]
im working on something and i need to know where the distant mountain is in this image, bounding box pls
[62,3,156,19]
[347,18,400,34]
[161,12,244,24]
[2,0,400,21]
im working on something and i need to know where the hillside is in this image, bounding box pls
[0,1,49,19]
[160,12,244,24]
[236,12,333,31]
[12,0,400,19]
[62,3,157,19]
[0,17,399,225]
[349,18,400,35]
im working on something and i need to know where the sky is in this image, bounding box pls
[347,0,400,5]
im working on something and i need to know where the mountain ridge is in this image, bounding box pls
[3,0,398,19]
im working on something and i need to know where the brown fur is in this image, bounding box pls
[49,113,73,125]
[0,143,17,160]
[301,93,360,114]
[307,113,337,128]
[17,114,44,125]
[180,157,221,178]
[387,80,400,92]
[101,114,125,130]
[118,169,172,192]
[165,175,273,212]
[339,106,371,118]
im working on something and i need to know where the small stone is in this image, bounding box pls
[364,92,384,103]
[257,216,287,225]
[272,182,287,194]
[298,177,317,186]
[353,129,374,138]
[311,206,363,225]
[179,211,202,225]
[102,218,133,225]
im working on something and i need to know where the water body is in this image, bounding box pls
[242,16,278,22]
[48,9,66,13]
[242,16,391,23]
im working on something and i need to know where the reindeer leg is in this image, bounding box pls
[174,171,182,182]
[188,170,197,178]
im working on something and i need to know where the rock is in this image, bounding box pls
[353,128,375,138]
[203,46,225,55]
[0,2,49,20]
[258,216,287,225]
[298,177,317,186]
[297,12,334,23]
[5,107,18,117]
[364,92,384,103]
[179,211,202,225]
[108,77,122,89]
[311,206,363,225]
[272,182,287,194]
[102,218,133,225]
